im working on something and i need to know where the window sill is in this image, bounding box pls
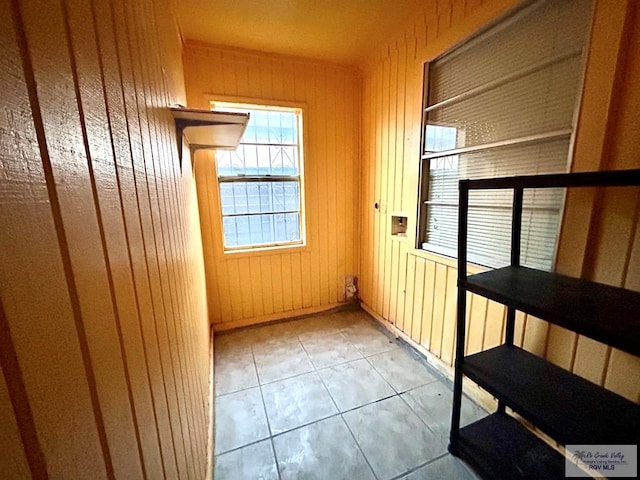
[411,247,488,275]
[219,242,309,260]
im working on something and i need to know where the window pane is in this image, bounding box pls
[214,104,304,250]
[242,109,298,145]
[217,144,299,176]
[423,139,569,269]
[221,213,301,248]
[219,181,299,216]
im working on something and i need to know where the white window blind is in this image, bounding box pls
[419,0,593,270]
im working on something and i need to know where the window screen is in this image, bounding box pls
[418,0,593,270]
[214,104,304,250]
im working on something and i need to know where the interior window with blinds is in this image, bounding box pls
[418,0,593,270]
[213,103,305,250]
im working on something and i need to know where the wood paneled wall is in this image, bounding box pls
[0,0,210,478]
[183,44,361,330]
[359,0,640,404]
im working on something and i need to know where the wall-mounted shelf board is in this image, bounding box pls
[170,107,249,162]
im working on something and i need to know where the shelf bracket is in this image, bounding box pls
[170,107,250,167]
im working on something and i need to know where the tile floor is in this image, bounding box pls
[213,309,486,480]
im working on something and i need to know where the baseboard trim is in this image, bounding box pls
[211,302,359,333]
[359,301,497,413]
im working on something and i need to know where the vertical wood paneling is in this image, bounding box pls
[317,67,331,307]
[291,252,304,310]
[388,242,401,324]
[186,45,361,329]
[0,369,30,479]
[377,58,390,315]
[1,0,210,477]
[427,263,446,357]
[271,255,285,313]
[121,1,188,456]
[362,74,374,307]
[522,316,549,357]
[466,296,487,356]
[281,254,294,311]
[64,0,165,475]
[239,257,255,318]
[514,312,527,348]
[382,50,397,320]
[196,153,220,324]
[250,257,265,317]
[411,257,426,342]
[403,255,417,336]
[2,0,108,477]
[123,0,193,473]
[326,70,339,305]
[260,256,275,315]
[372,64,383,313]
[111,0,181,473]
[359,0,640,407]
[441,267,458,365]
[419,260,436,348]
[483,301,506,350]
[395,251,409,332]
[20,0,143,475]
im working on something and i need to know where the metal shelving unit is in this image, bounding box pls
[449,169,640,479]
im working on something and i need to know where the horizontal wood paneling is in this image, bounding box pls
[184,44,361,330]
[0,0,210,477]
[359,0,640,409]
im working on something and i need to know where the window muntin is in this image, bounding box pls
[417,0,593,270]
[213,103,304,250]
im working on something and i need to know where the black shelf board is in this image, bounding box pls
[462,266,640,357]
[454,413,566,480]
[462,345,640,445]
[462,168,640,190]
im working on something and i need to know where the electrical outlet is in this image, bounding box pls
[343,275,358,301]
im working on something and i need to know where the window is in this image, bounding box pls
[417,0,593,270]
[213,102,305,250]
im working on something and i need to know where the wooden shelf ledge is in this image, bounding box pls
[170,107,249,163]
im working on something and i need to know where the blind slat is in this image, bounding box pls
[420,0,593,270]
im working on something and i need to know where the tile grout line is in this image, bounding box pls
[396,389,447,446]
[214,312,479,479]
[318,318,453,479]
[251,342,283,480]
[362,348,403,395]
[387,452,451,480]
[217,390,405,459]
[339,410,381,480]
[299,334,381,480]
[216,334,409,398]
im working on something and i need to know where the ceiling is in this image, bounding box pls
[176,0,427,65]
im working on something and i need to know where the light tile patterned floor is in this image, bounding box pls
[213,309,485,480]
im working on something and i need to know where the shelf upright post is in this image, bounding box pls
[499,186,523,415]
[450,180,470,454]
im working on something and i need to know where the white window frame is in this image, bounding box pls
[212,101,306,252]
